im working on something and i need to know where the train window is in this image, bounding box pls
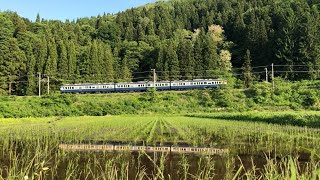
[204,82,207,84]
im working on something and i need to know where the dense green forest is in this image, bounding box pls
[0,0,319,95]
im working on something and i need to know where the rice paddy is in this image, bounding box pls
[0,112,319,179]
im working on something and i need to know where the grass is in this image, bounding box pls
[187,111,320,128]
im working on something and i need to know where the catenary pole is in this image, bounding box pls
[38,72,41,97]
[47,76,50,94]
[271,63,274,90]
[265,68,268,82]
[8,82,11,95]
[151,69,156,88]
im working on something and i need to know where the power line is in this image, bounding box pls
[273,65,320,67]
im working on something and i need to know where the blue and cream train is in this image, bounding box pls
[60,79,226,93]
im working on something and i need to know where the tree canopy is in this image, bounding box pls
[0,0,319,95]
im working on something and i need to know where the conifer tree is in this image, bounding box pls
[242,49,253,88]
[167,42,179,80]
[45,37,58,77]
[89,40,101,82]
[104,44,114,82]
[34,36,47,75]
[67,41,77,80]
[193,29,204,78]
[36,13,41,23]
[178,39,194,79]
[57,40,68,79]
[121,56,132,82]
[26,53,36,95]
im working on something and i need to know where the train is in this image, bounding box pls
[60,79,227,93]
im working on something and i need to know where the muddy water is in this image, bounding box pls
[53,150,310,179]
[0,141,313,179]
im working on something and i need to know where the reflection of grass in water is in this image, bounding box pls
[0,112,319,179]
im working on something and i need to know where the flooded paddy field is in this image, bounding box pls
[0,112,319,179]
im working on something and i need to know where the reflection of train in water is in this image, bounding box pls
[60,79,227,93]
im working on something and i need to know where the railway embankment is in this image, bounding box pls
[0,79,319,118]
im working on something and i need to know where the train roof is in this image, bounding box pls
[61,83,114,86]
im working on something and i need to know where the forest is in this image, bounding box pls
[0,0,319,95]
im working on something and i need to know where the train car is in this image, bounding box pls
[149,81,171,91]
[170,79,226,90]
[115,82,147,92]
[60,83,114,93]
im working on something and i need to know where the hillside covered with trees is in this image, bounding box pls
[0,0,319,95]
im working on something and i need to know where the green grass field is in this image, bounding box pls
[0,112,319,179]
[1,112,320,151]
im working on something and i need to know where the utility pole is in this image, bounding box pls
[271,63,274,90]
[47,76,50,95]
[38,72,41,97]
[265,68,268,82]
[8,82,12,96]
[151,69,156,88]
